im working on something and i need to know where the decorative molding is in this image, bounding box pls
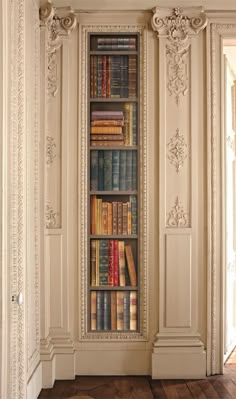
[39,2,76,50]
[166,47,188,105]
[151,7,207,52]
[45,203,59,228]
[166,197,189,227]
[79,24,148,341]
[46,135,56,166]
[151,7,207,104]
[167,128,187,173]
[48,51,58,97]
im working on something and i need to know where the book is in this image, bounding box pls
[99,240,109,285]
[91,126,123,134]
[119,151,126,190]
[90,240,96,285]
[108,240,114,285]
[132,151,137,190]
[123,291,130,330]
[98,150,104,190]
[122,202,128,235]
[130,195,137,234]
[91,291,97,330]
[103,150,112,190]
[112,202,118,235]
[111,291,117,330]
[130,291,137,330]
[118,241,126,286]
[91,111,124,120]
[116,291,124,330]
[90,150,98,190]
[112,150,120,191]
[91,141,125,147]
[96,291,104,330]
[117,202,123,234]
[125,244,137,286]
[125,150,132,190]
[103,291,111,330]
[91,119,124,126]
[113,240,119,286]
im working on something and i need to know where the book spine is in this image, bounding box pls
[117,291,124,330]
[91,291,97,330]
[95,240,99,286]
[112,150,120,191]
[99,240,109,285]
[123,291,130,330]
[113,240,119,286]
[132,103,137,145]
[102,202,108,235]
[90,55,94,97]
[90,240,96,286]
[127,201,132,235]
[128,55,137,98]
[130,195,137,234]
[106,55,111,97]
[103,291,111,330]
[117,202,123,235]
[125,150,132,190]
[107,202,112,235]
[93,55,98,97]
[90,195,96,235]
[123,103,130,146]
[111,56,121,98]
[108,240,114,286]
[90,150,98,190]
[132,151,137,190]
[112,201,118,235]
[129,103,133,145]
[91,141,125,147]
[103,150,112,190]
[98,150,104,190]
[102,55,107,98]
[91,134,124,141]
[130,291,137,330]
[97,55,102,97]
[91,119,124,127]
[125,244,137,287]
[119,150,126,190]
[91,111,124,120]
[96,291,104,330]
[111,291,117,330]
[91,126,123,134]
[118,240,126,286]
[122,202,128,235]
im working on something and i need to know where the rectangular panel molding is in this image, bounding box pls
[165,234,191,328]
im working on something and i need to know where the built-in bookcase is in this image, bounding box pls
[88,33,139,332]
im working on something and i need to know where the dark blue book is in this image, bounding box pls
[123,291,130,330]
[119,151,126,191]
[99,240,109,285]
[90,150,98,190]
[132,151,137,190]
[96,291,104,330]
[98,150,104,190]
[112,150,120,191]
[103,150,113,191]
[103,291,111,330]
[125,150,132,190]
[132,103,137,145]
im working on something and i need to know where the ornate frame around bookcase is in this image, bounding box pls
[79,24,148,341]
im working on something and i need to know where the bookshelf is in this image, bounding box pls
[88,33,139,333]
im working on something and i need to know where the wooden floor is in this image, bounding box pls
[38,349,236,399]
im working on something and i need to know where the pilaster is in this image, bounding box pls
[151,6,207,378]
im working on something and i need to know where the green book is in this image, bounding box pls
[98,150,104,190]
[90,150,98,190]
[119,150,126,190]
[104,150,112,191]
[112,150,120,191]
[99,240,109,285]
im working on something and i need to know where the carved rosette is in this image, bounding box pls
[151,7,207,104]
[167,128,187,173]
[166,197,189,227]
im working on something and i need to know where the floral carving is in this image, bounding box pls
[167,129,187,172]
[151,7,207,104]
[166,197,189,227]
[48,51,58,97]
[45,203,58,228]
[46,136,56,166]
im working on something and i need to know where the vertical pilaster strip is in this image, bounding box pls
[151,7,207,378]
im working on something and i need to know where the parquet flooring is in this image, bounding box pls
[38,348,236,399]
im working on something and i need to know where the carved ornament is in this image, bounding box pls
[166,197,189,227]
[151,7,207,104]
[39,1,77,50]
[45,203,58,228]
[46,135,56,166]
[167,128,187,173]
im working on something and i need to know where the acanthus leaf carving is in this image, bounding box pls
[46,135,56,166]
[166,197,189,228]
[45,203,59,229]
[151,7,207,104]
[167,128,187,172]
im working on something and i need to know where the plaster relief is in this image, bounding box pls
[167,128,187,173]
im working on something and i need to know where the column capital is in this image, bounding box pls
[151,7,207,51]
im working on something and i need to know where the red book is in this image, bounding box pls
[113,240,119,286]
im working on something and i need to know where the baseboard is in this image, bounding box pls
[27,362,42,399]
[152,345,206,379]
[75,349,151,375]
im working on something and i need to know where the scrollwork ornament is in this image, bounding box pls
[45,203,58,228]
[167,128,187,172]
[46,135,56,166]
[166,197,189,227]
